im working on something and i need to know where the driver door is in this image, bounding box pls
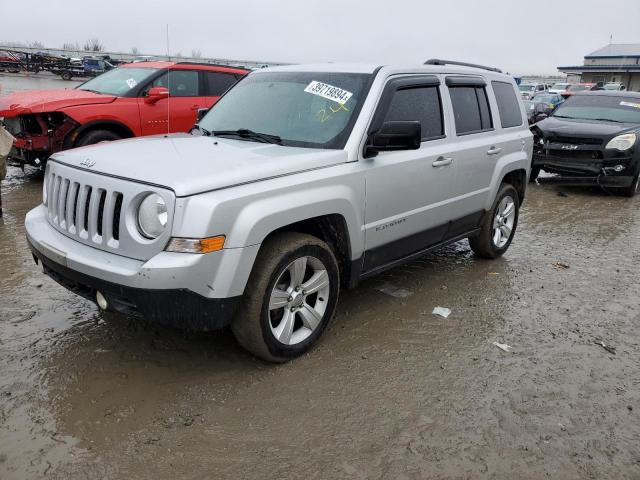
[138,69,206,135]
[363,76,457,272]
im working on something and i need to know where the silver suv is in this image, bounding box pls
[26,60,533,362]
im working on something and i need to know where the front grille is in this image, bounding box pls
[46,173,123,247]
[548,135,603,146]
[547,149,603,160]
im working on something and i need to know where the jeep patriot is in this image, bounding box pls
[25,60,533,361]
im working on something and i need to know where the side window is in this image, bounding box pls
[448,86,493,135]
[204,71,239,96]
[152,70,199,97]
[492,81,523,128]
[382,86,444,141]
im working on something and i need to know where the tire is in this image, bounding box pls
[231,232,340,362]
[617,172,640,197]
[529,166,541,183]
[469,183,520,259]
[61,71,72,81]
[75,129,122,147]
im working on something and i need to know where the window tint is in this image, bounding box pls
[382,86,444,140]
[152,70,199,97]
[205,72,240,96]
[492,81,523,128]
[449,86,493,135]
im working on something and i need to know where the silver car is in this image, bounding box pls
[26,60,533,361]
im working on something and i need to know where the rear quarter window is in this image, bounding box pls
[492,81,523,128]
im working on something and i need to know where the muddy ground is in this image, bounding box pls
[1,75,640,480]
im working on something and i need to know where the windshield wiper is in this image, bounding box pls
[212,129,281,144]
[78,88,103,94]
[592,118,623,123]
[552,115,577,119]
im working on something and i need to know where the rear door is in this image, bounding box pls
[138,69,206,135]
[443,76,497,220]
[362,75,457,272]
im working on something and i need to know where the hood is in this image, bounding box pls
[0,89,116,116]
[50,134,348,196]
[534,116,639,140]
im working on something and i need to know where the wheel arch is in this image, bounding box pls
[64,120,135,149]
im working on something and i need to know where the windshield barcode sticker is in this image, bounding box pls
[620,101,640,109]
[304,81,353,105]
[126,78,138,89]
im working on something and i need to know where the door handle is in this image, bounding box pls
[487,146,502,156]
[432,156,453,167]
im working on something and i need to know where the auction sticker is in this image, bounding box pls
[620,101,640,109]
[126,78,138,89]
[304,81,353,105]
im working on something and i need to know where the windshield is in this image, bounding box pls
[553,95,640,123]
[603,84,622,90]
[199,71,372,149]
[77,67,158,96]
[519,85,536,92]
[533,94,559,103]
[567,85,591,92]
[551,83,568,90]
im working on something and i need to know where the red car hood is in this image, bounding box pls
[0,89,116,117]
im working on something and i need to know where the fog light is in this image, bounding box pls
[96,291,108,310]
[613,164,625,172]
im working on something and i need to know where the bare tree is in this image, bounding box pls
[28,40,45,49]
[174,51,182,58]
[191,49,202,58]
[62,41,80,51]
[83,38,104,52]
[131,47,140,55]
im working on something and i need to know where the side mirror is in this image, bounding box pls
[364,121,421,157]
[145,86,169,104]
[196,108,209,122]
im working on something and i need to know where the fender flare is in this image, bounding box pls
[64,119,135,149]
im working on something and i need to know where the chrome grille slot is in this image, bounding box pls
[43,161,175,261]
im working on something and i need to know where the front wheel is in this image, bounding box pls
[231,233,340,362]
[75,129,122,147]
[469,183,520,259]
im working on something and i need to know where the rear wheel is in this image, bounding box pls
[61,71,72,81]
[231,233,340,362]
[76,129,122,147]
[469,183,520,259]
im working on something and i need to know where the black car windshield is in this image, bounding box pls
[199,71,372,149]
[77,67,158,96]
[553,95,640,123]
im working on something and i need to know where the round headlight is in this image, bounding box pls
[137,193,168,239]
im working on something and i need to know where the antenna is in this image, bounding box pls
[166,24,170,134]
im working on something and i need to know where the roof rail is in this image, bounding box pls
[424,59,503,74]
[175,61,251,71]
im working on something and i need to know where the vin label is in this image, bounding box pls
[304,81,353,105]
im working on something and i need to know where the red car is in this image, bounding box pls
[561,82,598,99]
[0,61,249,166]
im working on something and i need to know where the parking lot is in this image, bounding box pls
[2,67,640,480]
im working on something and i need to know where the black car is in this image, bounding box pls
[530,91,640,196]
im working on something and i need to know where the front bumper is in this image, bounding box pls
[25,205,259,330]
[533,152,638,188]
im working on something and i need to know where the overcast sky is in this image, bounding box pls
[2,0,639,75]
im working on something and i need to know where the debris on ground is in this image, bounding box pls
[487,272,500,276]
[594,339,616,355]
[432,307,451,318]
[557,191,569,197]
[375,283,413,299]
[492,342,513,352]
[551,262,570,270]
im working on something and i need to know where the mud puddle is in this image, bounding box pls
[1,166,639,479]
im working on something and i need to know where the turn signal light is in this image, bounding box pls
[165,235,225,254]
